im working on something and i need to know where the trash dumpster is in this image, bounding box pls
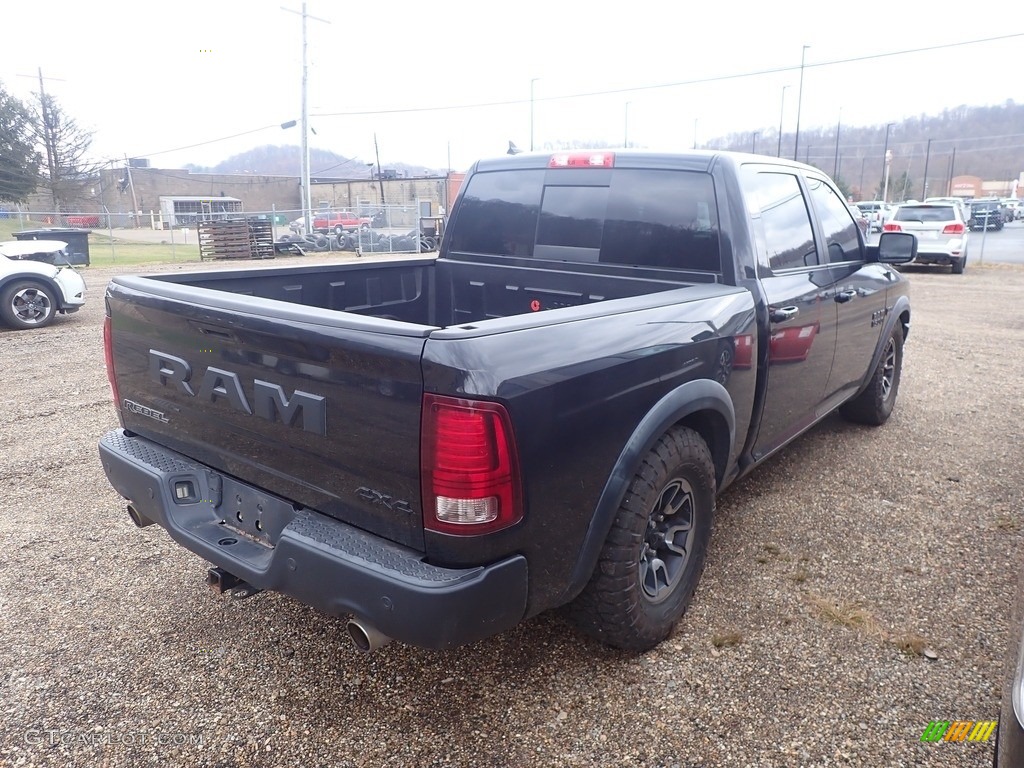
[13,228,91,266]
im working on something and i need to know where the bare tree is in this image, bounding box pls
[31,91,103,211]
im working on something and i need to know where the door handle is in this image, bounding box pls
[834,290,858,303]
[769,306,799,323]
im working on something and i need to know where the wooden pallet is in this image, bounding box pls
[199,219,275,260]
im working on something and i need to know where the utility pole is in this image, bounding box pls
[123,154,139,226]
[17,68,65,211]
[283,3,329,234]
[374,133,385,205]
[793,45,810,162]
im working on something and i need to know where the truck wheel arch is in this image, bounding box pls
[853,297,910,398]
[557,379,735,607]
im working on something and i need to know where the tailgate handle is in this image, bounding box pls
[196,326,234,340]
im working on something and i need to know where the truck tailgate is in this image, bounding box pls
[105,277,433,550]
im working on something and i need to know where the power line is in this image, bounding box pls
[96,31,1024,164]
[128,124,281,160]
[310,32,1024,118]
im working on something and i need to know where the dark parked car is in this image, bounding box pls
[969,199,1005,231]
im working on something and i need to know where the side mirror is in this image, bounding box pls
[875,231,917,264]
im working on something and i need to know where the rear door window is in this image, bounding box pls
[806,178,861,263]
[747,172,818,271]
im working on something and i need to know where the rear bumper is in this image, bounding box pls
[912,253,960,265]
[98,429,528,649]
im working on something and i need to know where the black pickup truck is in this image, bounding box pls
[99,150,916,652]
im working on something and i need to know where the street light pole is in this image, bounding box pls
[752,131,759,154]
[777,85,789,158]
[948,146,957,195]
[530,78,540,151]
[882,149,893,204]
[880,122,894,201]
[693,118,698,150]
[922,138,932,198]
[793,45,810,162]
[833,108,842,178]
[624,101,631,148]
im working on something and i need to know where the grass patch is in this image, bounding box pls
[996,515,1021,532]
[0,216,200,267]
[889,632,931,657]
[790,567,810,583]
[711,631,744,648]
[86,236,201,267]
[808,595,880,632]
[808,593,936,658]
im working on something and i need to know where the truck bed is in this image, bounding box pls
[133,255,718,329]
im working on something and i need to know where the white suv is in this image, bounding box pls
[883,203,969,274]
[0,240,86,329]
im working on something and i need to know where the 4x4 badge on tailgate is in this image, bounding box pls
[123,399,170,423]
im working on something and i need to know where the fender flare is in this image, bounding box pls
[557,379,736,606]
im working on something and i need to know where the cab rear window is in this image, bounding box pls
[449,169,722,272]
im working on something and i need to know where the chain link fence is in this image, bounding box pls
[0,201,444,265]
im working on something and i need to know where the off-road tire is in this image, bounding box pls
[840,323,904,426]
[566,427,716,651]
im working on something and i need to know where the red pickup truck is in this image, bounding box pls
[312,211,372,235]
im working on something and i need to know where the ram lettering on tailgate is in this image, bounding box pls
[148,350,326,435]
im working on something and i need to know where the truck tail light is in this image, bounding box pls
[942,222,965,234]
[103,316,122,417]
[883,223,902,232]
[421,394,523,535]
[549,152,615,168]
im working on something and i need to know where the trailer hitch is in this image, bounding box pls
[206,567,262,600]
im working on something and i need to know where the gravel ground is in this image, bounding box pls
[1,257,1021,767]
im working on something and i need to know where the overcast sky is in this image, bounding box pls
[3,1,1022,174]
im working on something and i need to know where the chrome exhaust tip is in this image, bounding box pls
[346,618,392,653]
[127,503,155,528]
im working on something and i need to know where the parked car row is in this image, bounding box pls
[854,196,1021,235]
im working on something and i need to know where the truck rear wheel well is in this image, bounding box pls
[675,409,729,489]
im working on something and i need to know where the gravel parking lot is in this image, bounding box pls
[2,256,1021,767]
